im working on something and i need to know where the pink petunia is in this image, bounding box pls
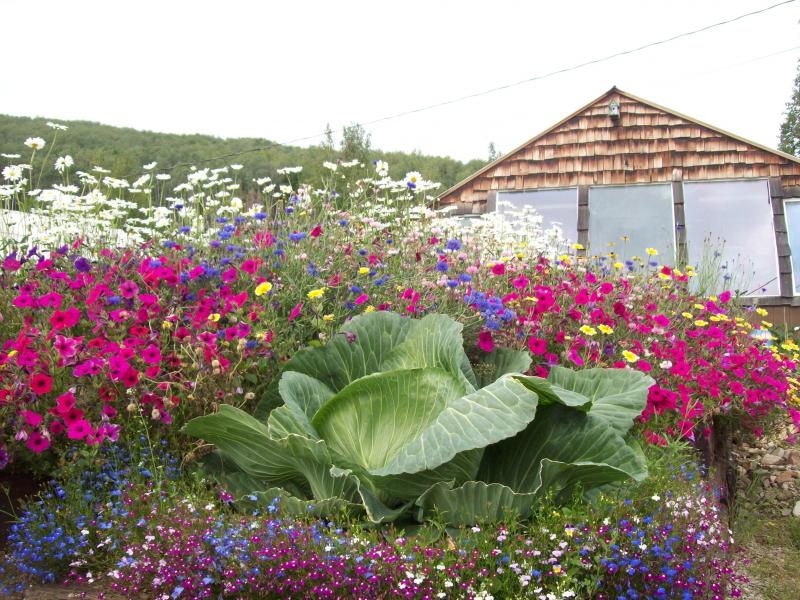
[119,280,139,298]
[30,373,53,395]
[528,337,547,355]
[354,293,369,305]
[26,432,50,453]
[23,410,43,428]
[478,331,494,353]
[289,303,302,322]
[140,344,162,365]
[67,419,92,440]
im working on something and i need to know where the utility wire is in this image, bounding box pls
[139,0,798,175]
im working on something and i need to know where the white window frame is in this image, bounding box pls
[496,187,579,239]
[783,197,800,296]
[682,178,780,298]
[587,182,677,263]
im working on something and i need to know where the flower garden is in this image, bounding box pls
[1,128,799,598]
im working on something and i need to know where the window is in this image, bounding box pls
[784,199,800,294]
[496,188,578,243]
[587,184,675,261]
[683,179,779,297]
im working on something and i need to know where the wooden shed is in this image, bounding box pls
[439,87,800,324]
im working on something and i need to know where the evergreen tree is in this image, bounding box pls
[779,59,800,156]
[340,123,371,162]
[487,142,501,162]
[321,123,335,151]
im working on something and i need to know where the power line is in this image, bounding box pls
[147,0,798,174]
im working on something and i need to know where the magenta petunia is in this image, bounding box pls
[26,432,50,453]
[30,373,53,395]
[67,419,92,440]
[141,344,162,365]
[478,330,494,353]
[289,303,302,322]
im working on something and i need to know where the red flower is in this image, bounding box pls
[478,331,494,353]
[241,259,258,274]
[30,373,53,395]
[141,344,162,365]
[67,419,92,440]
[26,432,50,453]
[310,225,323,238]
[528,337,547,355]
[49,306,80,331]
[289,303,302,322]
[491,263,505,276]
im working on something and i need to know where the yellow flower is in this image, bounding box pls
[7,350,17,358]
[693,303,705,310]
[756,307,768,317]
[208,313,221,322]
[307,288,326,300]
[657,272,670,280]
[162,320,173,329]
[673,269,683,277]
[645,247,658,256]
[762,320,773,328]
[364,305,376,313]
[579,325,597,336]
[694,320,708,327]
[622,350,639,363]
[681,312,693,319]
[614,262,623,270]
[255,281,273,296]
[598,324,613,335]
[322,314,334,321]
[572,243,584,251]
[553,565,562,575]
[358,267,370,275]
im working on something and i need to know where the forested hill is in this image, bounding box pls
[0,114,486,191]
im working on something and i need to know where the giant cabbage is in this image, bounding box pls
[184,312,652,524]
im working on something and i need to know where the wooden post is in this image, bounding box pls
[577,186,589,255]
[671,179,687,267]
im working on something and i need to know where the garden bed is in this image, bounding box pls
[1,130,798,598]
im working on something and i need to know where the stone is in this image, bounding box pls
[787,450,800,466]
[793,500,800,518]
[776,470,798,485]
[761,454,783,466]
[782,508,792,516]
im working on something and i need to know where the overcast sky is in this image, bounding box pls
[2,0,799,162]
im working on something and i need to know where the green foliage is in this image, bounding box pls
[779,58,800,156]
[0,113,484,193]
[184,311,653,525]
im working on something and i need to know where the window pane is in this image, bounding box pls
[783,200,800,294]
[587,184,675,262]
[497,188,578,243]
[683,180,778,297]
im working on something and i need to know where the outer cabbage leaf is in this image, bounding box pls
[183,405,359,502]
[546,366,654,436]
[415,481,538,525]
[478,404,648,498]
[474,347,532,388]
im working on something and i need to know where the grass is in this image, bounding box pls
[735,511,800,600]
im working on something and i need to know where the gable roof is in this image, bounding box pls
[439,86,800,209]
